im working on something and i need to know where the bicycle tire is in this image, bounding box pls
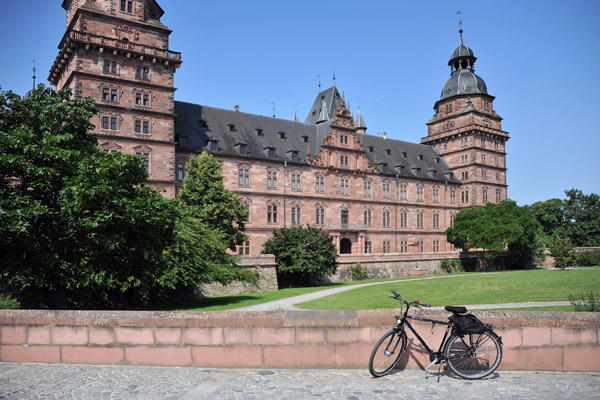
[444,331,502,379]
[368,329,407,377]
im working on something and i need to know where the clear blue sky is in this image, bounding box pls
[1,0,599,206]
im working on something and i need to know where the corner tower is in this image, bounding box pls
[422,29,509,207]
[49,0,182,197]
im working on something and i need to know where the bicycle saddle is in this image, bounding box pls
[445,306,467,314]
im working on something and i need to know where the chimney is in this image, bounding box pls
[382,131,387,140]
[234,105,239,111]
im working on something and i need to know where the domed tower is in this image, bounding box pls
[422,29,509,207]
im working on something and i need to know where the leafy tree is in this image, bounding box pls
[263,225,338,287]
[0,86,177,307]
[548,236,576,270]
[163,152,257,286]
[561,189,600,247]
[446,200,542,265]
[526,198,564,242]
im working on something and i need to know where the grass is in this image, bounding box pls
[480,306,574,312]
[296,267,600,310]
[168,275,426,311]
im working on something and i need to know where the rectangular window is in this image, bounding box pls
[143,94,149,106]
[433,240,439,253]
[111,89,118,102]
[363,209,372,226]
[400,185,407,200]
[382,182,390,198]
[400,211,407,228]
[238,241,250,256]
[419,240,424,253]
[291,174,301,191]
[450,214,455,227]
[291,151,298,161]
[462,190,469,203]
[417,186,423,201]
[267,205,278,224]
[433,213,439,229]
[111,61,117,74]
[340,179,348,195]
[238,169,249,187]
[383,209,390,227]
[238,143,247,155]
[291,207,301,225]
[177,163,184,181]
[102,88,109,101]
[103,60,110,74]
[267,171,278,189]
[110,117,117,131]
[450,190,456,204]
[143,121,149,134]
[136,152,150,173]
[433,187,439,202]
[341,210,349,225]
[383,240,390,254]
[417,212,423,228]
[400,240,408,253]
[364,239,372,254]
[102,116,109,130]
[315,208,324,225]
[363,181,371,196]
[209,140,218,152]
[136,93,142,105]
[134,120,141,133]
[315,176,324,193]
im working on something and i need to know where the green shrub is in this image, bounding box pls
[0,294,20,309]
[576,250,600,267]
[569,291,600,312]
[548,236,576,269]
[441,259,464,273]
[349,263,369,280]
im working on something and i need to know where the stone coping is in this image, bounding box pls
[1,309,598,329]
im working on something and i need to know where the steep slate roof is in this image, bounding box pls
[304,87,342,124]
[174,99,459,184]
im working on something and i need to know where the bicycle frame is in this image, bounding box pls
[394,312,452,369]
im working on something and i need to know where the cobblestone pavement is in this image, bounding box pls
[1,363,599,399]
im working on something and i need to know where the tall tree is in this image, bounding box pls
[0,86,177,307]
[446,200,542,265]
[163,152,257,287]
[526,198,564,241]
[561,189,600,247]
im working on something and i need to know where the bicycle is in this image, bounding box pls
[368,290,503,379]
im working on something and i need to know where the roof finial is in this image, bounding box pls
[271,101,275,118]
[32,59,36,90]
[333,66,336,87]
[456,10,463,45]
[317,74,321,92]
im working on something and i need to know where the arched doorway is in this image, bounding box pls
[340,238,352,254]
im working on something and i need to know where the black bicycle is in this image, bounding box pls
[368,290,503,379]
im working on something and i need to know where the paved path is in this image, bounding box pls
[234,273,570,311]
[1,363,598,399]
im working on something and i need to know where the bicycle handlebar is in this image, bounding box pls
[390,289,431,308]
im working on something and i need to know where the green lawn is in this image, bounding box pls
[168,276,425,311]
[296,268,600,310]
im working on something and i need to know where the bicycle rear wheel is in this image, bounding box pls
[368,329,407,377]
[444,331,502,379]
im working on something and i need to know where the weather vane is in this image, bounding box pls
[456,10,462,31]
[32,59,36,90]
[317,74,321,92]
[270,101,275,118]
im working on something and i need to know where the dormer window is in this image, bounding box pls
[267,147,276,158]
[199,119,208,128]
[368,146,374,153]
[290,151,299,162]
[380,163,388,173]
[385,149,391,156]
[435,157,440,163]
[402,152,407,158]
[228,124,236,133]
[396,165,405,174]
[413,167,421,176]
[278,132,286,140]
[209,140,218,152]
[302,135,309,143]
[417,154,423,161]
[238,143,247,155]
[255,128,264,136]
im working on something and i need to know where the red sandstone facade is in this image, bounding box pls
[49,1,509,257]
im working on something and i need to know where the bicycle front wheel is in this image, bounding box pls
[368,329,407,377]
[444,331,502,379]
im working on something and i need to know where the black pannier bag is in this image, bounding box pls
[452,314,487,335]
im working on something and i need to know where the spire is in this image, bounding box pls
[294,110,298,122]
[355,106,367,131]
[317,100,329,123]
[457,10,463,44]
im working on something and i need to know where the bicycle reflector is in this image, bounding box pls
[414,299,419,303]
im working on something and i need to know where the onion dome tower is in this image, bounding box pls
[422,29,510,207]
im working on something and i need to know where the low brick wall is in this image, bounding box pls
[1,309,598,371]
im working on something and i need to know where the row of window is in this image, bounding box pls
[239,203,455,230]
[100,115,152,135]
[102,59,150,81]
[101,87,152,107]
[239,238,449,255]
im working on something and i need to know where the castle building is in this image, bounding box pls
[49,0,509,257]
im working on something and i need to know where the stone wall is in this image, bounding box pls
[1,309,598,371]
